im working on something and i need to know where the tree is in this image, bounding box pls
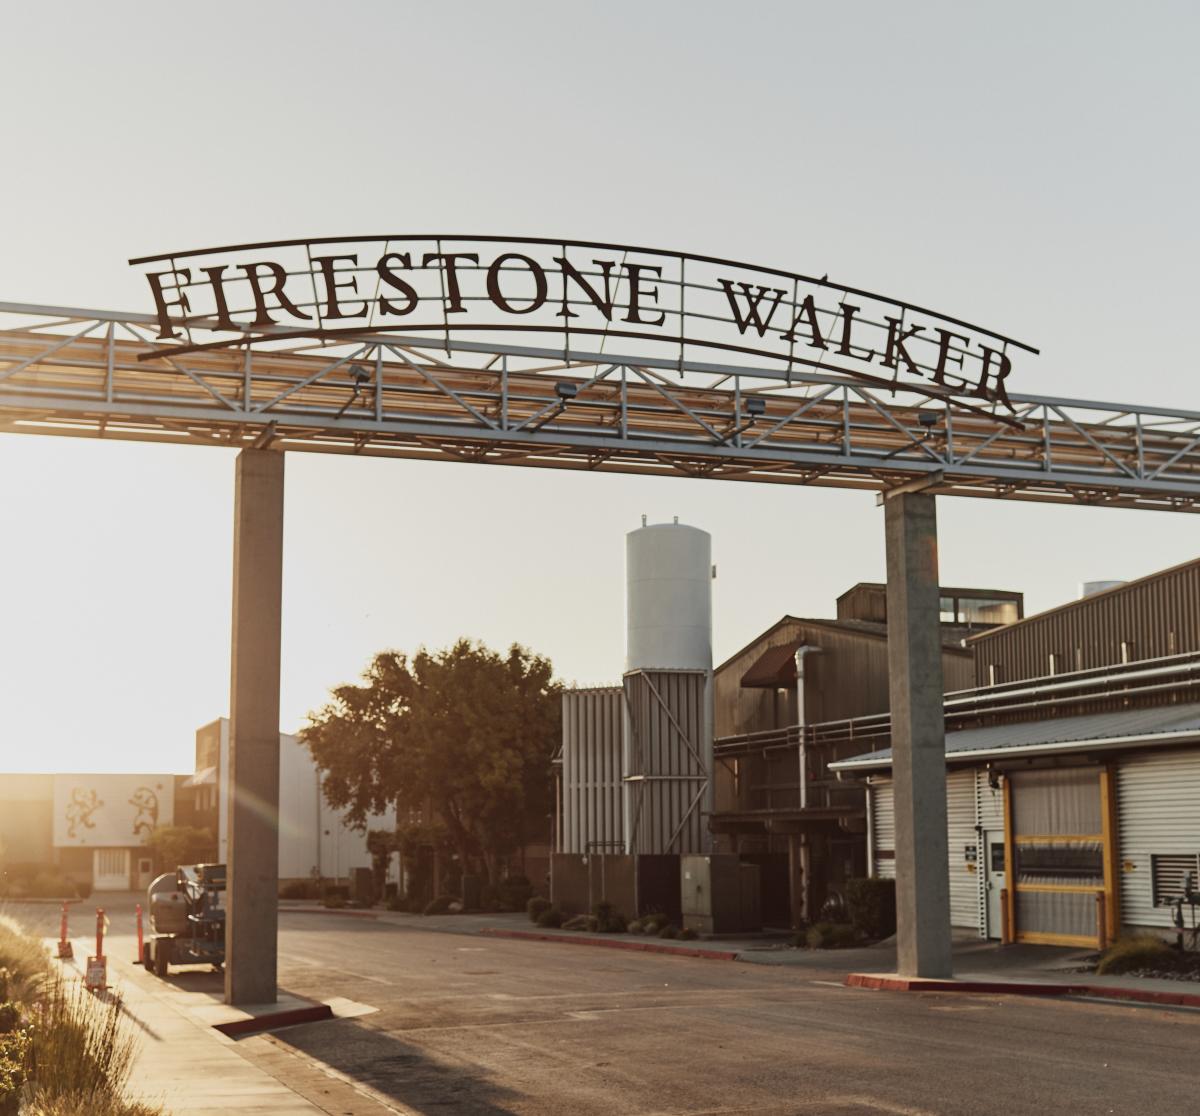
[302,639,560,886]
[143,825,216,872]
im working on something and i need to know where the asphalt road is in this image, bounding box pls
[256,914,1198,1116]
[10,898,1198,1115]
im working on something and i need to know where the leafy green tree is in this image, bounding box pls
[142,825,216,872]
[302,640,560,885]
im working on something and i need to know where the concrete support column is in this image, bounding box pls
[225,449,285,1005]
[884,491,952,978]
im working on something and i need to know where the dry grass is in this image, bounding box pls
[21,1090,162,1116]
[0,914,163,1115]
[1096,933,1175,975]
[0,915,51,1004]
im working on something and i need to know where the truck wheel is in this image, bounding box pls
[141,943,152,969]
[153,940,171,977]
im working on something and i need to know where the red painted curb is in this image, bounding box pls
[846,972,1200,1009]
[213,1003,334,1037]
[479,927,738,961]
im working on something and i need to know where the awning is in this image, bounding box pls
[181,766,217,788]
[829,702,1200,773]
[740,641,801,688]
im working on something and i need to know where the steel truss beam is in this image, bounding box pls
[1,302,1199,512]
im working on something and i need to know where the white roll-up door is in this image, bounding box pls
[870,776,895,879]
[1117,748,1200,930]
[947,770,978,929]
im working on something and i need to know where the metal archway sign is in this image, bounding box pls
[130,235,1035,422]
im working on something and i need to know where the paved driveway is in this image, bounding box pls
[239,913,1200,1116]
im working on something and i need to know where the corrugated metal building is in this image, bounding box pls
[969,557,1200,686]
[834,559,1200,947]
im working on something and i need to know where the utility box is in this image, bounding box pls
[350,866,375,906]
[681,855,748,935]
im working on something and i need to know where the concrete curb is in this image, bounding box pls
[278,905,378,920]
[479,927,738,960]
[846,972,1200,1009]
[213,1002,334,1037]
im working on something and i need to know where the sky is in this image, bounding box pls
[1,1,1198,774]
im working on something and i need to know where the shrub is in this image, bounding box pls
[593,901,627,933]
[536,907,564,929]
[626,919,644,935]
[26,873,79,900]
[1097,934,1174,975]
[527,896,552,923]
[844,878,896,941]
[657,924,679,940]
[563,915,598,932]
[322,895,346,910]
[678,927,698,941]
[279,880,318,900]
[423,895,456,916]
[805,922,857,949]
[640,911,667,934]
[322,885,349,901]
[1,1027,30,1113]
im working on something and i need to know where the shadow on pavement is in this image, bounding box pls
[269,1013,522,1116]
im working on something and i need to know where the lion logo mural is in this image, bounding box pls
[129,786,160,838]
[65,788,103,839]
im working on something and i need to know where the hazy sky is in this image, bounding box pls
[2,2,1198,774]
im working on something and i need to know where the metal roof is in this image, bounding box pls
[828,702,1200,772]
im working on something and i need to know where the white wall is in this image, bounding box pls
[53,773,175,848]
[213,718,395,881]
[1118,748,1200,930]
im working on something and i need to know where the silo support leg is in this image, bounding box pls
[884,491,953,978]
[225,449,285,1006]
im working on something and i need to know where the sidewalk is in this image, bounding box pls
[55,933,327,1115]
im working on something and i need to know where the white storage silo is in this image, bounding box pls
[625,519,712,672]
[623,519,714,855]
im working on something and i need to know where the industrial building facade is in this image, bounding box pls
[0,719,391,893]
[833,560,1200,948]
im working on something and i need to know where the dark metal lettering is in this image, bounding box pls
[881,317,925,375]
[932,328,969,386]
[486,253,548,315]
[836,303,873,360]
[555,256,616,320]
[146,268,192,339]
[718,280,786,338]
[977,345,1013,409]
[620,263,666,327]
[376,253,419,316]
[313,254,367,320]
[239,261,312,327]
[779,294,827,350]
[421,252,479,314]
[200,266,237,331]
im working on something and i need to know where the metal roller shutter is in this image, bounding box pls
[1117,748,1200,929]
[947,770,978,929]
[871,777,895,879]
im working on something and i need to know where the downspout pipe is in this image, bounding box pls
[793,645,823,809]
